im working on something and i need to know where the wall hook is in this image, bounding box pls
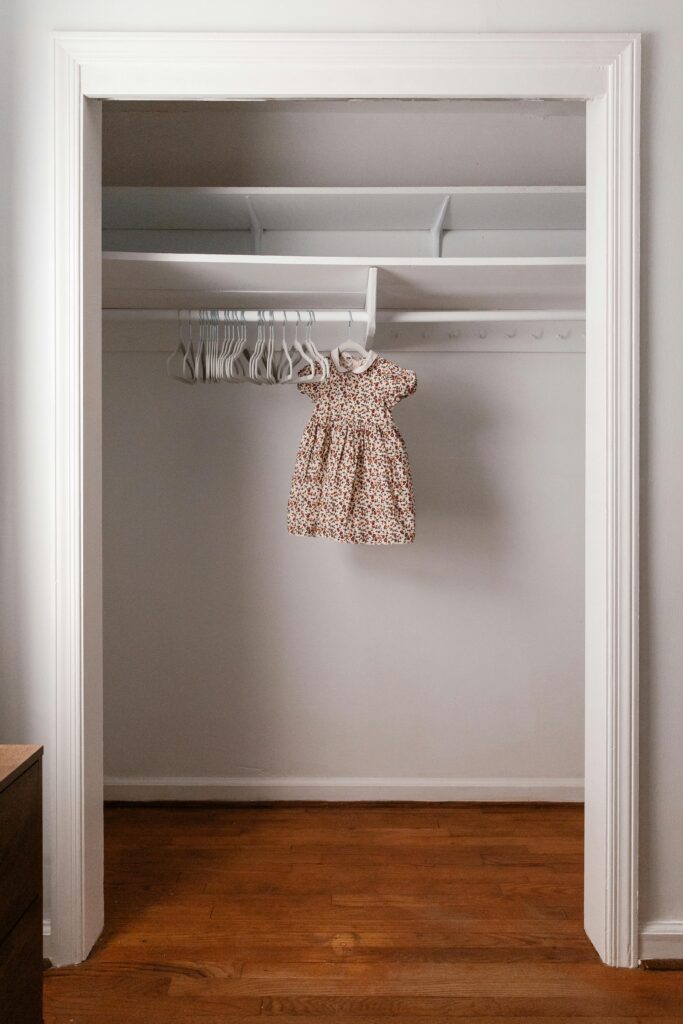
[557,328,571,340]
[479,328,488,340]
[505,328,517,339]
[531,328,544,340]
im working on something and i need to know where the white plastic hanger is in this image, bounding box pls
[211,311,221,381]
[182,314,197,382]
[193,310,208,382]
[205,310,216,381]
[304,310,329,381]
[331,311,377,373]
[265,311,278,384]
[166,310,196,384]
[290,310,328,383]
[217,311,233,379]
[249,311,271,384]
[291,312,312,376]
[258,311,272,383]
[290,312,322,382]
[276,314,293,382]
[167,308,337,385]
[226,312,249,381]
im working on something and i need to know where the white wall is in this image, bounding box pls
[0,6,9,687]
[102,343,585,798]
[103,99,586,187]
[2,0,683,953]
[101,100,586,798]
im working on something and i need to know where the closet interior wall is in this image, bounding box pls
[101,100,586,801]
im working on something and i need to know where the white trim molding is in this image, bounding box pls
[639,921,683,961]
[103,776,585,803]
[53,36,88,970]
[52,31,640,968]
[43,917,53,965]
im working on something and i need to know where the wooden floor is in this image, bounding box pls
[44,803,682,1022]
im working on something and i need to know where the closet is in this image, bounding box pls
[101,99,585,802]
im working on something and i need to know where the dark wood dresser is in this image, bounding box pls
[0,746,43,1024]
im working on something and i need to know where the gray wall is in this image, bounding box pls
[1,0,682,940]
[102,346,585,792]
[102,99,587,797]
[102,98,586,187]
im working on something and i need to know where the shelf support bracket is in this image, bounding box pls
[365,267,378,343]
[244,196,263,256]
[430,195,450,258]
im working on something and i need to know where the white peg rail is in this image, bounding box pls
[102,313,586,355]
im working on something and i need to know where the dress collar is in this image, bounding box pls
[331,347,378,374]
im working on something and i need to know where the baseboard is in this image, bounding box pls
[639,921,683,960]
[103,775,584,803]
[43,917,52,962]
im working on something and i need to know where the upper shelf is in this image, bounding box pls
[104,186,586,231]
[102,186,586,314]
[103,253,586,313]
[103,186,586,260]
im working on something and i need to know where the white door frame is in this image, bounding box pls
[51,31,641,967]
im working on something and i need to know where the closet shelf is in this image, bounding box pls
[103,186,586,259]
[104,186,586,231]
[103,252,586,314]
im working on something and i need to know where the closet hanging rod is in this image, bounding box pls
[103,309,586,323]
[380,310,585,323]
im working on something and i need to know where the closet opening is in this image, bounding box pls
[85,95,591,992]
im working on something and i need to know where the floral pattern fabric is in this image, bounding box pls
[287,354,417,544]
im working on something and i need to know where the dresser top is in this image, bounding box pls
[0,745,42,793]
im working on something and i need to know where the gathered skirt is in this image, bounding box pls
[287,417,415,545]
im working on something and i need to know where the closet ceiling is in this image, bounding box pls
[102,99,586,188]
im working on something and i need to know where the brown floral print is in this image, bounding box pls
[287,353,417,544]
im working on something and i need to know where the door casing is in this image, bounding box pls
[50,31,641,967]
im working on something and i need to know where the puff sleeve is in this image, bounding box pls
[296,368,322,403]
[383,362,417,408]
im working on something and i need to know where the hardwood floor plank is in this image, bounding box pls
[44,804,683,1022]
[162,965,683,1005]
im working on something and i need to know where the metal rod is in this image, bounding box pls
[102,309,369,323]
[103,308,585,322]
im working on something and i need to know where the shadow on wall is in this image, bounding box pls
[347,363,506,584]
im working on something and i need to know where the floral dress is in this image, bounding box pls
[287,348,417,544]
